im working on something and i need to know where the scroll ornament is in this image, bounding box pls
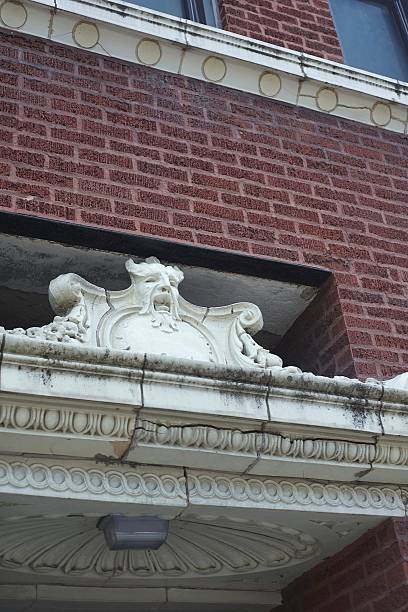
[0,257,299,373]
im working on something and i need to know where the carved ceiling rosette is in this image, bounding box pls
[0,515,319,580]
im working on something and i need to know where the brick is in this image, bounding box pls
[0,178,50,198]
[55,191,112,212]
[139,132,188,153]
[228,222,276,242]
[244,184,290,203]
[81,210,136,231]
[109,140,161,160]
[251,243,300,261]
[174,212,223,233]
[168,183,219,201]
[16,167,73,187]
[247,211,296,232]
[221,192,270,212]
[140,222,194,242]
[193,201,244,221]
[106,110,157,132]
[51,128,105,148]
[192,172,239,192]
[0,146,45,167]
[217,164,265,183]
[16,198,75,220]
[23,107,77,128]
[160,124,208,144]
[78,148,133,169]
[49,158,105,178]
[138,191,190,211]
[79,179,132,200]
[196,233,250,252]
[114,202,168,222]
[51,98,102,119]
[137,160,188,182]
[110,169,160,189]
[18,135,75,157]
[82,119,132,140]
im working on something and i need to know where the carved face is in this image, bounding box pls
[125,258,184,332]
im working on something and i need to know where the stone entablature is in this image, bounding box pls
[1,0,408,133]
[0,256,408,486]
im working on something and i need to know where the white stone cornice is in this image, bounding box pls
[0,456,406,516]
[0,457,187,506]
[1,333,408,439]
[0,0,407,132]
[131,418,408,483]
[187,472,406,516]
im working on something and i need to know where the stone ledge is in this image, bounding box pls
[1,0,408,132]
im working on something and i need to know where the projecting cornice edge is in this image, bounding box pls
[2,334,408,482]
[1,0,408,132]
[0,456,406,516]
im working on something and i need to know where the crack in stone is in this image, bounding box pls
[118,353,147,463]
[0,332,5,393]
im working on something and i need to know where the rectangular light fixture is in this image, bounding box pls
[98,515,169,550]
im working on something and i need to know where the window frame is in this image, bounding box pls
[139,0,220,26]
[186,0,218,25]
[330,0,408,80]
[393,0,408,40]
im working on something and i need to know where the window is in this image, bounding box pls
[130,0,219,26]
[329,0,408,81]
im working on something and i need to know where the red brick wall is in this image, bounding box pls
[218,0,344,62]
[277,276,356,378]
[275,518,408,612]
[0,30,407,380]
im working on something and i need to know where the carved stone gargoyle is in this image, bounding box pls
[0,257,299,372]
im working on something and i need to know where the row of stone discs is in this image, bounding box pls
[0,2,395,126]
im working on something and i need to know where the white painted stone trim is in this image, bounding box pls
[187,472,407,516]
[132,418,408,474]
[2,334,408,483]
[0,456,405,516]
[0,457,187,505]
[1,0,408,132]
[0,585,282,607]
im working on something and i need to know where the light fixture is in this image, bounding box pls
[98,515,169,550]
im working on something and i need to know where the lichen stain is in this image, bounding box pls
[41,368,52,387]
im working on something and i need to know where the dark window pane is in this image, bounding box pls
[329,0,408,81]
[201,0,218,26]
[130,0,187,18]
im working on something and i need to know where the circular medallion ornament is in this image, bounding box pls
[316,87,338,112]
[0,515,319,580]
[202,56,227,82]
[72,21,100,49]
[371,102,392,127]
[136,39,162,65]
[259,71,281,97]
[0,1,27,28]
